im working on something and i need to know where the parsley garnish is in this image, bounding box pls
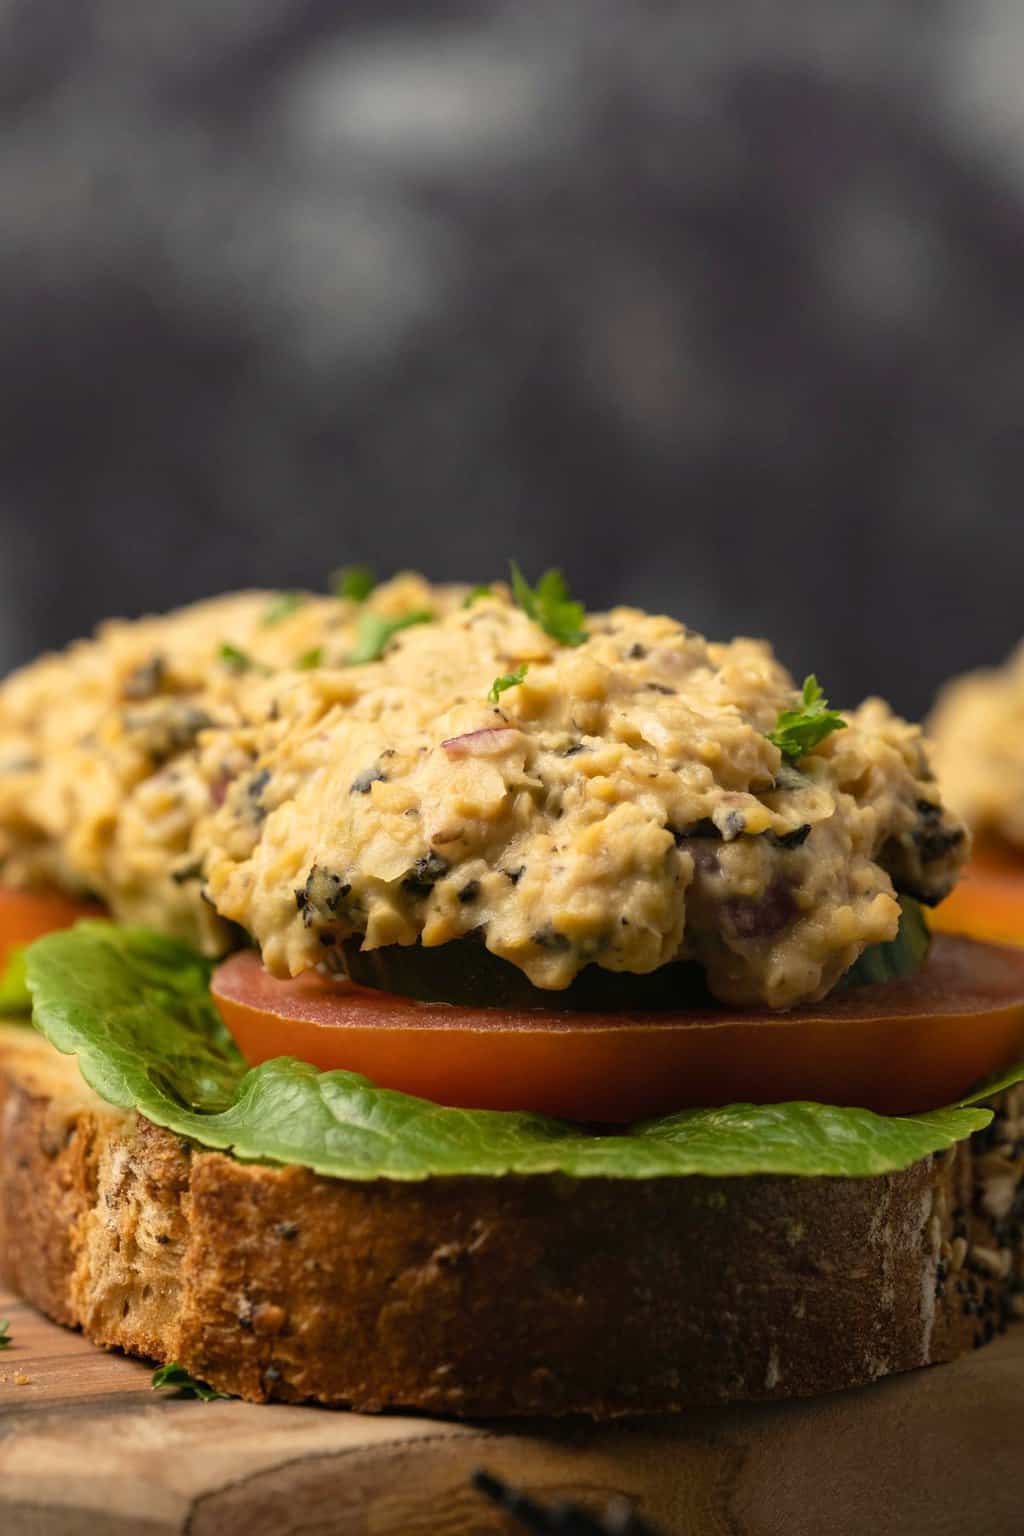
[332,565,376,603]
[510,563,587,647]
[0,1319,11,1350]
[349,609,433,665]
[218,642,258,673]
[296,647,323,670]
[151,1361,229,1401]
[261,591,305,626]
[463,584,493,608]
[767,675,847,761]
[487,663,528,703]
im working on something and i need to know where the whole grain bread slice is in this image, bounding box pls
[0,1024,1021,1416]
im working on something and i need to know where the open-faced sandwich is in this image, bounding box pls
[930,646,1024,947]
[0,568,1022,1415]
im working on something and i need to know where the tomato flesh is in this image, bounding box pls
[931,844,1024,948]
[211,937,1024,1122]
[0,885,104,973]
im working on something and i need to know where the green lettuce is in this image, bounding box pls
[0,947,31,1015]
[24,923,1019,1184]
[839,896,931,989]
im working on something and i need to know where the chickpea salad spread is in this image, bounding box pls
[931,642,1024,853]
[0,566,967,1011]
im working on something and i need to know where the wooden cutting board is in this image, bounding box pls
[0,1285,1022,1536]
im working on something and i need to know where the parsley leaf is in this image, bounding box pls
[349,610,432,665]
[151,1361,229,1401]
[487,663,528,704]
[218,641,251,670]
[463,583,493,608]
[767,675,847,761]
[332,565,376,603]
[295,647,323,670]
[509,563,587,647]
[0,1319,11,1350]
[218,642,271,678]
[261,591,305,626]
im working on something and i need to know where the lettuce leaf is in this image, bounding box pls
[0,947,31,1015]
[840,896,930,989]
[24,922,1012,1184]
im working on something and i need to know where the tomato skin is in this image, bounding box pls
[931,844,1024,948]
[0,885,104,973]
[211,937,1024,1122]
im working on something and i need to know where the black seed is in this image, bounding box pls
[504,866,526,884]
[155,1233,171,1246]
[458,880,481,904]
[275,1221,299,1241]
[562,743,586,758]
[768,823,812,851]
[646,682,676,695]
[402,852,450,897]
[627,644,648,660]
[171,859,204,885]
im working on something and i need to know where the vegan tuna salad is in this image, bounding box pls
[0,566,1023,1415]
[0,571,967,1010]
[0,571,454,949]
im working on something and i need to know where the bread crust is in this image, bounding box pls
[1,1026,1021,1416]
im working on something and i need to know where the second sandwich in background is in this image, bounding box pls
[931,645,1024,945]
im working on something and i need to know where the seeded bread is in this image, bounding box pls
[0,1024,1021,1416]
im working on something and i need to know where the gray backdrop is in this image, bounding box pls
[2,1,1023,717]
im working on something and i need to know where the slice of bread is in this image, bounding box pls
[0,1023,1021,1417]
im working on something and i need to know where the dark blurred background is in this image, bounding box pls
[2,1,1022,717]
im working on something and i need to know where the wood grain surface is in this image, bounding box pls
[0,1283,1022,1536]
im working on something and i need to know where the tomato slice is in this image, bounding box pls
[0,884,105,973]
[211,937,1024,1122]
[931,844,1024,947]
